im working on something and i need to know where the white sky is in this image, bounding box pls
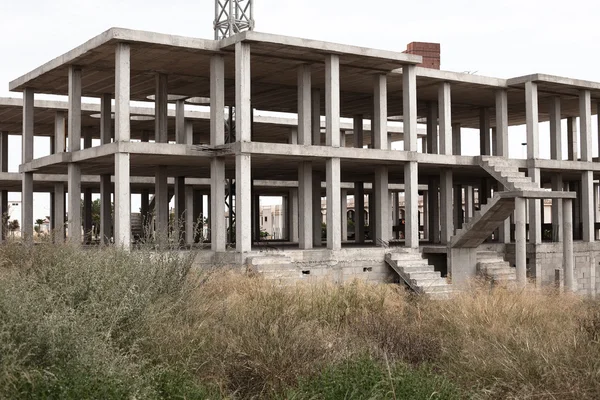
[1,0,599,219]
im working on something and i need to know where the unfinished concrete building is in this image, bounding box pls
[6,25,600,297]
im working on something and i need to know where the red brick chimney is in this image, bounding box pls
[403,42,440,69]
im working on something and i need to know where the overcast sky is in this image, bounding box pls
[0,0,599,220]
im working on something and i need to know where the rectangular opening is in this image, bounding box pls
[363,267,373,272]
[302,270,310,275]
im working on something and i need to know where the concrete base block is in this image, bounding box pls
[449,247,477,287]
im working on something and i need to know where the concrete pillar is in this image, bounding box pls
[426,102,438,154]
[67,66,82,244]
[210,55,226,251]
[0,131,7,241]
[440,170,453,244]
[403,65,417,152]
[83,189,92,243]
[53,184,66,243]
[312,89,321,146]
[438,82,452,155]
[567,117,578,161]
[298,65,312,145]
[175,99,186,145]
[515,197,527,287]
[235,42,251,142]
[185,120,194,145]
[326,158,342,250]
[312,173,322,247]
[354,182,365,244]
[193,190,203,242]
[528,167,542,244]
[185,187,194,245]
[427,178,440,243]
[582,170,594,242]
[55,111,66,153]
[549,97,562,161]
[404,161,419,248]
[495,89,509,157]
[373,166,389,246]
[100,93,112,144]
[551,175,564,242]
[465,185,474,224]
[297,64,313,249]
[479,108,491,156]
[453,185,463,233]
[174,177,186,245]
[422,191,429,240]
[99,175,111,244]
[525,81,539,159]
[341,189,348,241]
[573,181,582,240]
[563,198,575,292]
[580,90,593,162]
[298,163,313,249]
[595,183,600,241]
[155,74,168,143]
[452,123,461,156]
[391,191,398,239]
[325,54,340,147]
[289,188,299,243]
[114,43,131,249]
[373,74,387,150]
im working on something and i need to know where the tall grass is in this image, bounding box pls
[0,243,598,399]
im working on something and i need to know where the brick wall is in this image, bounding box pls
[403,42,441,70]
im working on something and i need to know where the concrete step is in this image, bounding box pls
[401,265,436,273]
[388,253,424,262]
[406,271,442,281]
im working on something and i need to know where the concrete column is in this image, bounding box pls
[100,93,112,144]
[403,65,417,152]
[53,184,65,243]
[298,163,313,249]
[312,89,321,146]
[427,178,440,243]
[176,99,186,145]
[289,188,299,243]
[453,185,463,233]
[551,175,564,242]
[515,197,527,287]
[174,176,186,245]
[193,190,203,242]
[99,175,111,244]
[549,97,562,161]
[55,111,66,153]
[567,117,578,161]
[22,89,36,240]
[563,198,575,292]
[313,173,322,247]
[573,181,582,240]
[185,121,194,145]
[325,54,340,147]
[354,182,365,243]
[439,82,452,155]
[235,42,251,142]
[373,166,389,246]
[114,43,131,249]
[373,74,387,150]
[185,187,194,245]
[235,154,252,253]
[491,128,497,156]
[495,89,509,157]
[67,66,82,244]
[0,131,7,241]
[391,191,398,239]
[528,167,542,244]
[155,74,168,143]
[426,102,438,154]
[422,191,429,240]
[405,161,419,248]
[525,81,539,159]
[341,189,348,241]
[452,123,461,156]
[440,170,453,244]
[465,185,474,224]
[580,90,593,162]
[154,168,169,244]
[595,183,600,241]
[326,157,341,249]
[210,55,226,251]
[298,65,312,145]
[83,188,92,243]
[582,170,594,242]
[479,108,491,156]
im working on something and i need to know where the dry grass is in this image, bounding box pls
[0,243,598,399]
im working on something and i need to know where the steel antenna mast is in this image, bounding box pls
[214,0,255,40]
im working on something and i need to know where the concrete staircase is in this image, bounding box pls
[479,156,540,191]
[476,250,516,283]
[384,250,453,299]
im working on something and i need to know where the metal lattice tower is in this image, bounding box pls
[214,0,255,40]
